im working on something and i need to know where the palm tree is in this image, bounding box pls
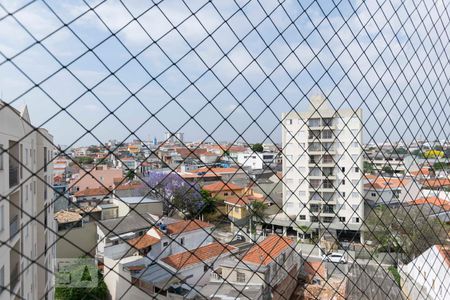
[247,201,267,240]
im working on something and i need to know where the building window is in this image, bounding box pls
[113,240,119,245]
[339,217,346,222]
[0,205,3,232]
[236,271,245,283]
[341,192,346,198]
[341,167,345,173]
[203,265,209,272]
[341,179,345,185]
[352,217,360,223]
[163,241,168,247]
[180,237,185,245]
[0,144,4,170]
[355,167,359,173]
[371,192,376,197]
[299,215,306,220]
[310,216,319,222]
[0,266,4,293]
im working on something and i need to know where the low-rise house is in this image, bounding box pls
[406,196,450,223]
[401,245,450,300]
[203,235,302,300]
[363,175,422,207]
[189,167,248,183]
[203,181,245,201]
[111,196,163,217]
[54,209,99,258]
[96,214,214,260]
[236,151,279,170]
[69,165,123,193]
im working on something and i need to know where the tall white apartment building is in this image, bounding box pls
[0,102,56,300]
[282,95,364,242]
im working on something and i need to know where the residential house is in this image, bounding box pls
[202,235,302,300]
[68,165,123,193]
[401,245,450,300]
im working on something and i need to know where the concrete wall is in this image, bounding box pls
[56,222,97,258]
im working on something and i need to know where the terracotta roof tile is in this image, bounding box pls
[242,235,294,266]
[161,242,236,270]
[203,181,244,192]
[74,187,110,197]
[166,219,214,235]
[128,235,160,250]
[409,196,450,211]
[422,178,450,188]
[189,167,240,174]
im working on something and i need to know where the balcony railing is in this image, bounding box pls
[9,166,19,188]
[10,215,19,239]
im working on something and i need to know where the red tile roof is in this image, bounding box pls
[410,168,431,177]
[422,178,450,188]
[161,242,236,270]
[155,219,214,237]
[409,197,450,211]
[189,167,240,174]
[203,181,244,192]
[242,235,294,266]
[74,187,110,197]
[128,235,160,250]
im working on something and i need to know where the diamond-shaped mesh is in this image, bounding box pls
[0,0,449,299]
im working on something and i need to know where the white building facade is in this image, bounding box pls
[282,95,364,241]
[0,103,56,300]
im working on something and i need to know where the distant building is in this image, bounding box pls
[281,95,364,242]
[164,132,184,144]
[68,165,123,193]
[236,151,279,170]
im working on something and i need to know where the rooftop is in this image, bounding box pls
[408,196,450,211]
[54,211,82,224]
[203,181,244,192]
[242,235,294,266]
[97,213,156,236]
[161,242,236,270]
[128,234,160,250]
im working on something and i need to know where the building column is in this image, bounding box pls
[283,226,287,236]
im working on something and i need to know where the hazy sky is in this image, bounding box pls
[0,0,448,147]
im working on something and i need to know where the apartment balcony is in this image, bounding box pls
[9,166,19,188]
[10,263,19,292]
[9,215,19,240]
[308,119,335,130]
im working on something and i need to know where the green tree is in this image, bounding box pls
[74,156,94,165]
[56,261,108,300]
[363,161,374,173]
[433,162,449,170]
[248,201,268,235]
[125,170,136,181]
[251,143,264,153]
[394,147,408,154]
[382,165,394,174]
[411,149,424,157]
[365,205,448,262]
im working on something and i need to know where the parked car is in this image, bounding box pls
[322,252,347,264]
